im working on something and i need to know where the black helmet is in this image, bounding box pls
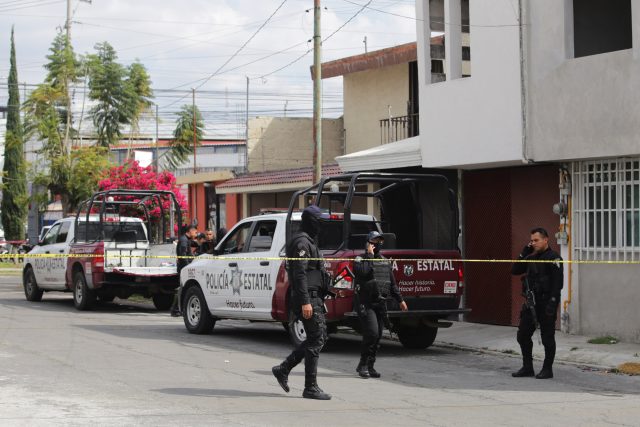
[367,230,384,242]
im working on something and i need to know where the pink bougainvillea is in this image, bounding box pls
[98,159,188,223]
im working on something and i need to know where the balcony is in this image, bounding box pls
[379,113,419,144]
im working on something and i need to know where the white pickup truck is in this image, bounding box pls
[23,189,183,311]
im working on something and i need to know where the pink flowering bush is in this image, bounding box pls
[98,159,188,225]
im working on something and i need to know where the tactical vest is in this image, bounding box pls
[372,258,392,297]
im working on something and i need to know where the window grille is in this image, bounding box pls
[573,158,640,261]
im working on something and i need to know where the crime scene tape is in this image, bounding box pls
[1,253,640,264]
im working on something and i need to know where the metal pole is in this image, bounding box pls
[66,0,71,40]
[155,104,159,169]
[192,88,196,174]
[312,0,322,184]
[245,76,249,173]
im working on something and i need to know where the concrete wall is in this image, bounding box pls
[416,0,523,169]
[343,63,410,154]
[573,264,640,343]
[526,0,640,161]
[247,117,343,173]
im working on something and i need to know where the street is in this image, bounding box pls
[1,275,639,427]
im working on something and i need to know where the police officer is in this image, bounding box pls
[353,231,407,378]
[272,205,331,400]
[511,227,563,379]
[170,225,198,317]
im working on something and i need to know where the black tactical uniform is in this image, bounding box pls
[172,227,197,317]
[272,206,331,400]
[353,231,404,379]
[511,244,563,379]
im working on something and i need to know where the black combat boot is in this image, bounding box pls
[272,363,291,393]
[367,358,381,378]
[536,366,553,379]
[512,366,535,377]
[356,356,370,378]
[303,375,331,400]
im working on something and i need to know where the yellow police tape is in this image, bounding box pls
[1,252,639,264]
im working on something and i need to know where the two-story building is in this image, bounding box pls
[406,0,638,341]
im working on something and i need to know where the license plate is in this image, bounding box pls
[444,281,457,294]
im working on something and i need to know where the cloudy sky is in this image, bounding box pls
[0,0,416,138]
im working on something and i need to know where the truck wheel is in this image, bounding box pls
[288,310,306,347]
[183,286,215,334]
[152,293,174,311]
[73,271,96,311]
[23,267,43,302]
[397,325,438,350]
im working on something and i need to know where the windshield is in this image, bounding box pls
[291,219,376,251]
[75,221,147,243]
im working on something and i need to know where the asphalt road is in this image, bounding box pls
[1,275,639,427]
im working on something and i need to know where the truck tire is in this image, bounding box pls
[288,309,306,347]
[183,286,215,334]
[397,325,438,350]
[73,271,96,311]
[23,267,43,302]
[152,293,174,311]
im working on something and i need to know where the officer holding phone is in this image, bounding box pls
[353,231,407,378]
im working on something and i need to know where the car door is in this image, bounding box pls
[30,222,61,288]
[238,219,281,319]
[49,220,72,288]
[203,220,253,316]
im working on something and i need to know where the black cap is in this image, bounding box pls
[367,230,384,242]
[302,205,322,219]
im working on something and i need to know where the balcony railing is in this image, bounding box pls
[380,113,419,144]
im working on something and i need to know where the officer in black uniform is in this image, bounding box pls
[353,231,407,378]
[272,205,331,400]
[511,227,563,379]
[170,225,198,317]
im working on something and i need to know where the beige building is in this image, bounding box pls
[246,116,343,173]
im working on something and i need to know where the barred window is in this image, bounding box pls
[573,159,640,260]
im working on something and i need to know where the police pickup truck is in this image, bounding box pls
[180,173,468,349]
[23,190,182,311]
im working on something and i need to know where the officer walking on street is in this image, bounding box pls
[353,231,407,378]
[272,205,331,400]
[511,227,563,379]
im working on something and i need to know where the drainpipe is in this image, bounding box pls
[518,0,532,164]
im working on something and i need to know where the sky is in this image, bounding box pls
[0,0,417,139]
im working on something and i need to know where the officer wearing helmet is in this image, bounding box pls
[353,230,408,378]
[272,205,331,400]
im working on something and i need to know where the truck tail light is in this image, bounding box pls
[458,263,464,288]
[92,245,104,272]
[333,262,354,289]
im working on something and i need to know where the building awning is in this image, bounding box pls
[176,170,235,185]
[216,164,342,194]
[335,136,421,172]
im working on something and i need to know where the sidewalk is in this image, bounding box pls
[432,321,640,373]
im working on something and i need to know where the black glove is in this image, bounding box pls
[545,298,558,316]
[520,244,533,258]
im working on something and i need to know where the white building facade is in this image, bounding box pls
[415,0,640,341]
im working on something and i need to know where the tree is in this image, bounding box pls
[163,104,204,170]
[1,27,28,241]
[127,61,154,140]
[24,33,108,215]
[87,42,136,147]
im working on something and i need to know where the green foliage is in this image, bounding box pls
[68,146,111,208]
[127,61,154,139]
[87,42,136,147]
[1,27,28,240]
[587,336,618,345]
[163,104,204,170]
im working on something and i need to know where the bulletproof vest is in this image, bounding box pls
[527,257,551,295]
[287,233,324,290]
[372,258,392,297]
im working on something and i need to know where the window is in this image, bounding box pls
[42,223,61,246]
[247,220,277,252]
[573,0,632,58]
[56,221,71,243]
[574,159,640,260]
[218,222,252,254]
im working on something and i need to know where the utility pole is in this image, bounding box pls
[155,104,159,169]
[245,76,249,173]
[66,0,72,40]
[312,0,322,185]
[192,88,196,174]
[363,36,368,53]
